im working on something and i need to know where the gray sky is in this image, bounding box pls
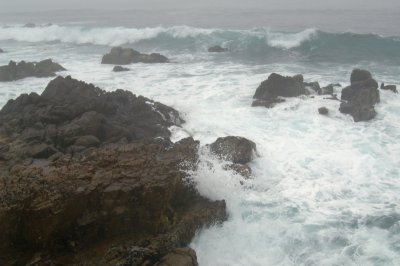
[1,0,400,12]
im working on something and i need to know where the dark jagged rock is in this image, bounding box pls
[113,65,130,72]
[318,107,329,115]
[319,84,334,95]
[0,76,227,265]
[0,59,65,82]
[339,70,380,122]
[102,47,169,65]
[208,45,228,53]
[350,69,372,84]
[380,83,398,93]
[210,136,256,165]
[252,73,306,108]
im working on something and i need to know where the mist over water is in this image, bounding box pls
[1,6,400,266]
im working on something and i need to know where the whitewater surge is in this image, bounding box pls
[0,23,400,266]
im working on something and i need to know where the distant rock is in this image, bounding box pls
[252,73,306,107]
[0,48,3,53]
[318,107,329,115]
[23,23,36,28]
[0,59,65,82]
[380,83,398,93]
[339,69,380,122]
[208,45,228,53]
[210,136,256,164]
[113,65,130,72]
[350,69,372,84]
[101,47,169,65]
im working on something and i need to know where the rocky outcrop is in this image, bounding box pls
[252,73,306,108]
[339,69,380,122]
[380,83,398,93]
[0,59,65,82]
[102,47,169,65]
[208,45,228,53]
[0,76,227,265]
[113,65,130,72]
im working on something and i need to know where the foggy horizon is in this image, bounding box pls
[2,0,400,12]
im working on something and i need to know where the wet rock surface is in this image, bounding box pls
[210,136,256,165]
[252,73,306,107]
[318,107,329,115]
[0,76,227,265]
[113,65,130,72]
[380,83,398,93]
[339,69,380,122]
[0,59,65,82]
[102,47,169,65]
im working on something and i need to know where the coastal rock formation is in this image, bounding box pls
[252,73,306,107]
[0,76,227,265]
[210,136,256,164]
[339,69,380,122]
[380,83,398,93]
[318,107,329,115]
[102,47,169,65]
[0,59,65,82]
[113,65,130,72]
[208,45,228,53]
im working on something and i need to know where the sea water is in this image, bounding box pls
[0,9,400,266]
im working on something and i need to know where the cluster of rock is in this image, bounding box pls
[0,59,65,82]
[208,45,228,53]
[252,73,338,108]
[0,76,227,265]
[210,136,257,179]
[102,47,169,65]
[339,69,380,122]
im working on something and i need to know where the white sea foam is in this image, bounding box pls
[266,28,318,49]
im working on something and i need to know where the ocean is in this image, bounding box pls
[1,8,400,266]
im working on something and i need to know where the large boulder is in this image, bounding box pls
[252,73,306,108]
[102,47,169,65]
[339,70,380,122]
[208,45,228,53]
[0,59,65,82]
[0,77,227,265]
[210,136,256,164]
[350,69,372,84]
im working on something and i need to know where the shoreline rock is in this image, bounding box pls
[339,69,380,122]
[113,65,130,72]
[0,76,227,265]
[102,47,169,65]
[0,59,65,82]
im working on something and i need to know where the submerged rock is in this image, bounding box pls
[210,136,256,164]
[113,65,130,72]
[102,47,169,65]
[318,107,329,115]
[252,73,306,108]
[380,83,398,93]
[0,59,65,82]
[208,45,228,53]
[0,76,227,265]
[339,69,380,122]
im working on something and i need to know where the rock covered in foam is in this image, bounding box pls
[102,46,169,65]
[210,136,256,164]
[113,65,130,72]
[0,59,65,82]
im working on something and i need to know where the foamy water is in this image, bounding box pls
[0,24,400,266]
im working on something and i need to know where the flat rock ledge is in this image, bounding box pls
[0,76,227,265]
